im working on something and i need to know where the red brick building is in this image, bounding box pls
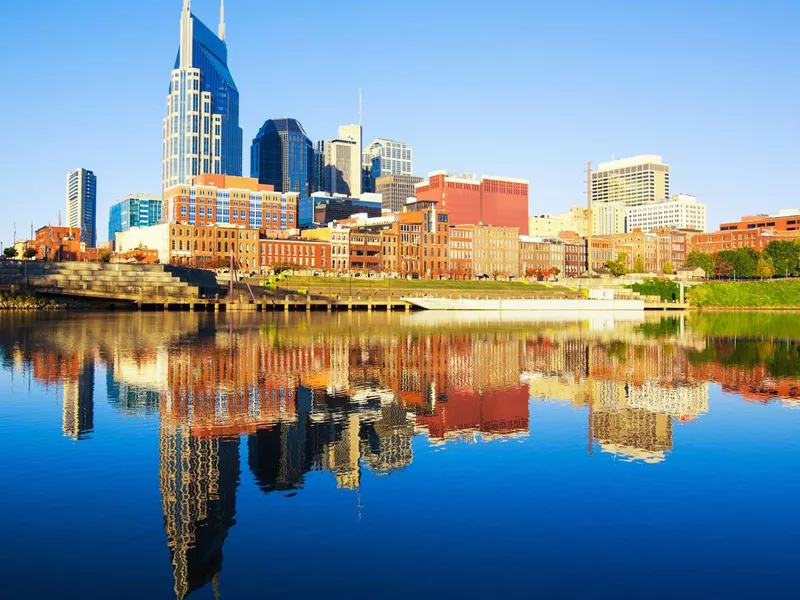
[34,227,82,261]
[260,238,329,271]
[415,171,529,234]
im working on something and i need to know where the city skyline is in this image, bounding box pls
[1,0,798,245]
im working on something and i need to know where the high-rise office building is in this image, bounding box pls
[591,155,670,235]
[364,139,413,178]
[250,118,315,227]
[162,0,242,191]
[375,174,423,213]
[317,125,362,197]
[108,194,162,244]
[66,168,97,248]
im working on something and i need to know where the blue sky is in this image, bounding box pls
[1,0,798,244]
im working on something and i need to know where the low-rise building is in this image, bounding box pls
[349,231,382,273]
[116,222,261,269]
[449,226,474,279]
[471,225,519,279]
[313,193,382,225]
[260,238,329,272]
[529,206,588,238]
[34,227,83,261]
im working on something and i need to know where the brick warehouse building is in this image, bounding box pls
[415,171,529,234]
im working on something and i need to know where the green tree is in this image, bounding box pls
[717,248,757,279]
[3,246,17,259]
[756,257,774,280]
[634,257,646,273]
[764,240,800,277]
[100,251,112,263]
[686,251,714,276]
[22,247,37,260]
[662,262,674,275]
[606,252,628,277]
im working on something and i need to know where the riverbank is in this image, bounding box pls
[258,275,585,300]
[687,280,800,308]
[0,292,94,310]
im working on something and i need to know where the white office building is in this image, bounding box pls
[363,139,413,177]
[626,194,707,233]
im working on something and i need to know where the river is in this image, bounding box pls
[0,311,798,599]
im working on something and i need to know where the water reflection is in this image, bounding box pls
[1,311,799,598]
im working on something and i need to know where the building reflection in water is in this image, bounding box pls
[3,312,800,597]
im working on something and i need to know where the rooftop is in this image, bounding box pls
[597,155,665,172]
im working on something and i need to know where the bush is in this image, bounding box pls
[626,278,680,302]
[687,280,800,307]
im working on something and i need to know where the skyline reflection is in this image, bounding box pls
[1,311,799,598]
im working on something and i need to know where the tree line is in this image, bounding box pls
[686,239,800,279]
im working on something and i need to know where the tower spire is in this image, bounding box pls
[219,0,226,41]
[179,0,193,69]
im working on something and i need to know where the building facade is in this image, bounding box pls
[116,221,260,269]
[108,194,162,245]
[317,125,362,197]
[363,139,413,179]
[591,155,670,235]
[250,118,315,227]
[415,171,529,234]
[529,206,588,238]
[718,209,800,233]
[626,194,706,233]
[471,226,520,279]
[260,238,329,272]
[375,174,423,213]
[162,0,242,191]
[163,174,299,233]
[66,168,97,248]
[312,193,382,225]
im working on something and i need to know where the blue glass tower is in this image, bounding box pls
[251,118,315,227]
[162,1,242,190]
[108,195,163,243]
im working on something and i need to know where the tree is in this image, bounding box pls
[3,247,17,259]
[764,240,800,277]
[100,251,112,264]
[606,252,628,277]
[717,248,757,279]
[755,257,774,280]
[662,262,674,275]
[22,247,37,260]
[634,257,646,273]
[686,251,714,277]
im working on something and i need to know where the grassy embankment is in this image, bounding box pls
[687,280,800,309]
[267,276,583,300]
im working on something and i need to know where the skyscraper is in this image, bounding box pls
[590,155,670,235]
[317,125,362,197]
[250,118,315,227]
[162,0,242,191]
[375,174,423,213]
[66,168,97,247]
[364,138,413,178]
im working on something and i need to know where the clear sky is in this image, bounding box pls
[1,0,798,244]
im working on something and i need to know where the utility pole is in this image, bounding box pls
[585,161,592,274]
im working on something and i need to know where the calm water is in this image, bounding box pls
[0,311,799,599]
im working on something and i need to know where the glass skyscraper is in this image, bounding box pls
[66,168,97,248]
[251,118,315,227]
[162,0,242,191]
[108,194,162,244]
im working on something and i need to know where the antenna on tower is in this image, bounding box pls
[218,0,226,41]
